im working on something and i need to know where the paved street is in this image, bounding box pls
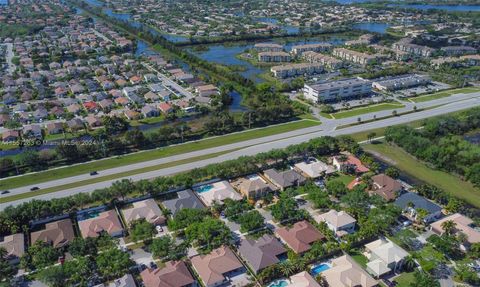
[1,91,480,209]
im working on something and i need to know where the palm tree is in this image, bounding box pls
[441,220,457,236]
[403,255,416,272]
[279,261,296,277]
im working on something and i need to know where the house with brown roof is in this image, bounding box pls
[141,261,195,287]
[332,154,370,174]
[78,210,124,238]
[321,255,377,287]
[46,122,64,135]
[370,174,402,201]
[122,199,166,227]
[275,220,325,254]
[85,115,102,128]
[190,246,245,287]
[430,213,480,250]
[30,219,75,248]
[0,233,25,264]
[232,175,277,199]
[238,234,287,274]
[2,129,19,142]
[263,168,306,191]
[158,102,173,114]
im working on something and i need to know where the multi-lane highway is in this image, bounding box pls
[1,91,480,209]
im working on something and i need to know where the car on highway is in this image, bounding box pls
[90,171,98,176]
[30,187,40,191]
[1,190,10,194]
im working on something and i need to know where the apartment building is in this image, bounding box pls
[302,51,344,69]
[258,51,291,62]
[270,63,324,78]
[254,42,284,52]
[392,38,435,57]
[333,48,386,65]
[291,43,332,55]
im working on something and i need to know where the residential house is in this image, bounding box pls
[85,115,102,128]
[122,199,166,226]
[232,175,277,200]
[124,109,140,120]
[162,189,205,216]
[275,220,325,254]
[67,118,85,131]
[30,219,75,248]
[194,181,242,206]
[263,168,306,191]
[141,261,195,287]
[287,271,321,287]
[107,274,136,287]
[369,174,402,201]
[321,255,377,287]
[2,129,20,142]
[430,213,480,250]
[46,122,64,135]
[191,246,245,287]
[394,192,443,223]
[294,160,335,178]
[332,154,370,174]
[78,210,124,238]
[238,234,287,274]
[158,102,173,114]
[365,237,409,278]
[23,124,43,139]
[315,210,356,237]
[195,84,218,97]
[0,233,25,264]
[141,105,160,118]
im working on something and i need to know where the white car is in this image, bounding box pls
[155,225,163,233]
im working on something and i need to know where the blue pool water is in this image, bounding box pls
[311,263,331,276]
[196,184,214,193]
[268,280,289,287]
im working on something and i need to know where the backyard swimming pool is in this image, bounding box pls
[268,280,289,287]
[195,184,214,193]
[311,263,331,276]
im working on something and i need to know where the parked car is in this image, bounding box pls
[155,225,163,233]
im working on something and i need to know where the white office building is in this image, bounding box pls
[304,77,372,102]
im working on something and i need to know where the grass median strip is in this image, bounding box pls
[409,87,480,103]
[330,103,405,119]
[364,142,480,208]
[0,119,320,191]
[0,149,238,204]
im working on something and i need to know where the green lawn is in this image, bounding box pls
[331,103,405,119]
[364,143,480,208]
[409,87,480,103]
[327,173,355,186]
[349,249,368,268]
[0,120,320,191]
[393,272,415,287]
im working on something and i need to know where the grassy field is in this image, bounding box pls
[0,119,320,191]
[331,103,405,119]
[364,142,480,208]
[348,120,425,142]
[393,272,415,287]
[409,87,480,103]
[0,149,237,204]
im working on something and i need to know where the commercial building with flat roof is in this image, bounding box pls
[304,77,372,102]
[372,74,431,92]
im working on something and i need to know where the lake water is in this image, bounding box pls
[190,36,348,83]
[353,22,390,34]
[0,0,8,5]
[389,4,480,12]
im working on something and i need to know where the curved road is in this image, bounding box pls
[1,91,480,209]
